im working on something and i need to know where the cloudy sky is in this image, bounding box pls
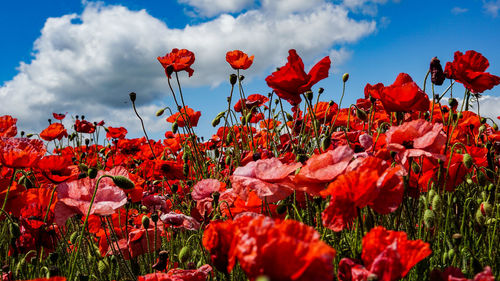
[1,0,500,139]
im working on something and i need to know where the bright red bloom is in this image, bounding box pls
[74,119,95,134]
[339,226,431,281]
[0,115,17,137]
[227,215,336,281]
[266,49,330,105]
[23,277,66,281]
[106,126,128,139]
[202,220,236,273]
[166,106,201,127]
[234,94,269,113]
[226,50,254,70]
[364,82,384,100]
[40,123,68,141]
[138,265,212,281]
[430,266,494,281]
[126,227,162,259]
[230,158,301,202]
[0,138,46,168]
[157,48,195,78]
[444,50,500,93]
[375,73,430,112]
[52,112,67,120]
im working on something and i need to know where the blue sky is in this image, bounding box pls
[1,0,500,140]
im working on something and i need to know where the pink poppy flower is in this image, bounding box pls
[386,119,447,166]
[138,264,212,281]
[160,212,200,230]
[230,158,301,203]
[294,145,354,195]
[191,178,224,217]
[54,166,129,226]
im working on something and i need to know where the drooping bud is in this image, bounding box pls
[286,113,294,122]
[342,73,349,83]
[229,74,237,85]
[462,153,473,169]
[430,57,445,86]
[423,209,436,228]
[321,135,331,151]
[142,216,150,229]
[212,116,222,127]
[178,246,191,263]
[129,92,137,102]
[112,176,135,190]
[165,65,174,77]
[431,194,442,214]
[151,213,159,223]
[156,108,165,117]
[356,107,368,121]
[318,87,324,94]
[88,168,98,179]
[172,122,178,134]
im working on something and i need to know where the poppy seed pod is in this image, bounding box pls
[129,92,137,102]
[318,87,324,94]
[112,175,135,190]
[342,73,349,83]
[305,90,314,101]
[151,213,159,223]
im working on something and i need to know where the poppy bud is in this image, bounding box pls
[156,108,165,117]
[276,202,287,214]
[225,155,231,166]
[411,161,421,174]
[342,73,349,83]
[430,57,445,86]
[212,191,220,207]
[112,176,135,190]
[328,100,335,106]
[356,107,368,121]
[129,92,137,102]
[9,222,20,239]
[241,116,247,125]
[478,124,486,134]
[170,184,178,193]
[423,209,435,228]
[166,65,174,77]
[182,150,191,162]
[245,112,253,123]
[142,216,150,229]
[321,135,331,151]
[179,246,191,263]
[431,194,442,214]
[229,74,237,85]
[305,90,313,101]
[286,113,294,122]
[256,276,271,281]
[88,168,98,179]
[70,232,79,244]
[492,123,498,131]
[98,260,109,275]
[462,153,473,169]
[211,116,221,127]
[172,122,178,134]
[153,250,169,271]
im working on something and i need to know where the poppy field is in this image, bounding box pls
[0,48,499,281]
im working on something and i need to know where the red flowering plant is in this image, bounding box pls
[266,49,331,106]
[226,50,254,70]
[157,48,195,79]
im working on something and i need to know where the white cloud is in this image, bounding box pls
[0,1,379,137]
[342,0,393,15]
[179,0,254,17]
[483,0,500,17]
[470,95,500,122]
[451,7,468,15]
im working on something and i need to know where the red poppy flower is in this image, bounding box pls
[127,227,162,259]
[430,266,494,281]
[52,112,67,120]
[202,220,236,273]
[266,49,331,105]
[230,158,301,202]
[74,119,96,134]
[0,115,17,137]
[386,119,447,166]
[234,94,269,113]
[138,264,212,281]
[364,82,384,100]
[24,277,67,281]
[0,138,46,168]
[339,226,431,281]
[40,123,68,141]
[226,214,336,281]
[226,50,254,70]
[166,106,201,127]
[444,50,500,93]
[157,48,195,78]
[379,73,430,112]
[106,126,128,139]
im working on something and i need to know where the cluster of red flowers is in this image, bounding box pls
[1,48,499,281]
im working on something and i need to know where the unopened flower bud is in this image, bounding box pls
[430,57,445,86]
[318,87,324,94]
[172,122,178,134]
[129,92,137,102]
[142,216,150,229]
[229,74,237,85]
[431,194,442,213]
[179,246,191,263]
[342,73,349,83]
[286,113,294,122]
[305,91,313,101]
[165,65,174,77]
[424,209,436,228]
[151,213,159,223]
[452,233,462,246]
[492,123,498,131]
[356,107,368,121]
[88,168,98,179]
[156,108,165,117]
[462,153,473,169]
[321,136,331,151]
[112,176,135,190]
[212,116,222,127]
[478,124,486,134]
